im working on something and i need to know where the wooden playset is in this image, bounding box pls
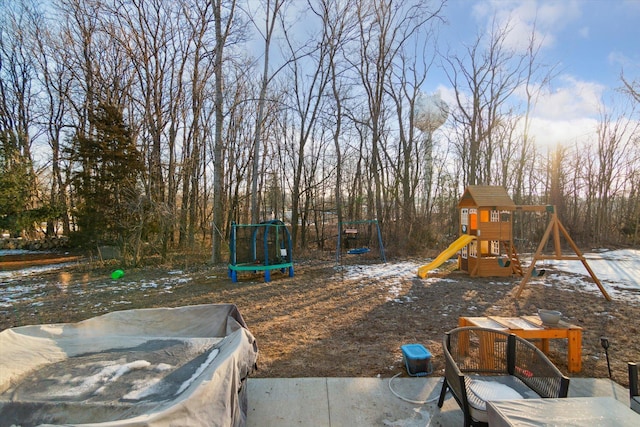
[418,186,611,300]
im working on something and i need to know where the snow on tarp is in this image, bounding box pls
[0,304,258,427]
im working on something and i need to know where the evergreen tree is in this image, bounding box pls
[70,103,144,249]
[0,131,34,236]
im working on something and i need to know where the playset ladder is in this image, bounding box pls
[502,241,523,276]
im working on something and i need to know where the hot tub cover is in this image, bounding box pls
[0,304,258,427]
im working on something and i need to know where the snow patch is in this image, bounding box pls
[57,359,151,397]
[122,377,163,401]
[175,348,220,395]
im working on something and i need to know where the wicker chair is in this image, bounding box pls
[630,362,639,414]
[437,326,570,427]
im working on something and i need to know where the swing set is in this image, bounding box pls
[514,205,611,300]
[336,219,386,263]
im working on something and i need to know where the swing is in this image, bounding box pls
[532,267,545,277]
[532,254,546,277]
[343,227,369,254]
[347,247,370,255]
[530,221,549,277]
[336,220,386,263]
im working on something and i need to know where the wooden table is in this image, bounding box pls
[458,315,583,373]
[487,397,640,426]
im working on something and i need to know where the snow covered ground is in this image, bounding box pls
[335,249,640,304]
[548,248,640,290]
[0,260,187,308]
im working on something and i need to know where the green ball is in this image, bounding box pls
[111,269,125,279]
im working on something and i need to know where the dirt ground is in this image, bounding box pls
[1,252,638,388]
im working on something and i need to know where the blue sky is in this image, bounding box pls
[426,0,640,147]
[434,0,640,91]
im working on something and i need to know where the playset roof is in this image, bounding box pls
[458,185,516,210]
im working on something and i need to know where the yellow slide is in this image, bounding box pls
[417,235,476,278]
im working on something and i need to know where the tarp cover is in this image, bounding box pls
[0,304,258,427]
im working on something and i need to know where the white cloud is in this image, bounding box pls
[527,116,598,148]
[521,74,606,147]
[435,84,460,112]
[532,75,605,120]
[438,73,604,123]
[608,51,640,70]
[536,0,581,28]
[435,1,634,153]
[435,75,605,150]
[471,0,582,53]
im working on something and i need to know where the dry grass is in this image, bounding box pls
[1,253,638,386]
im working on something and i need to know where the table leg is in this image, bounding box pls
[567,329,582,373]
[479,334,496,370]
[457,318,470,356]
[532,339,548,353]
[541,338,550,354]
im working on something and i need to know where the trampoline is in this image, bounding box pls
[0,304,258,427]
[228,219,294,282]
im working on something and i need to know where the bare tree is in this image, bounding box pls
[0,1,39,168]
[442,17,528,186]
[511,23,556,205]
[0,1,43,237]
[621,73,640,104]
[351,0,443,227]
[593,100,639,243]
[31,6,75,236]
[246,0,289,224]
[310,0,359,238]
[211,0,239,262]
[223,62,259,224]
[57,0,102,174]
[103,0,183,257]
[619,72,640,244]
[280,6,334,249]
[5,0,640,257]
[386,50,438,245]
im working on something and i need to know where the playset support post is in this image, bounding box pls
[514,206,611,301]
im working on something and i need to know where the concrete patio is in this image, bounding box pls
[246,376,631,426]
